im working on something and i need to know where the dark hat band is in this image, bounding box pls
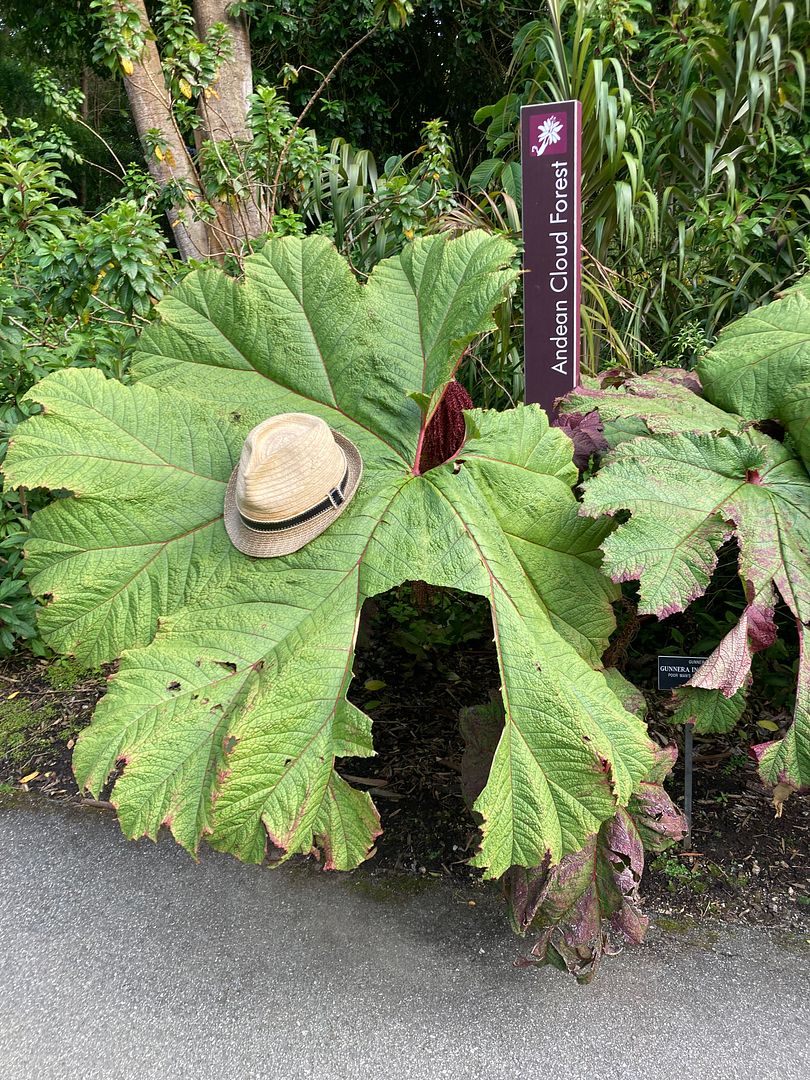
[238,467,349,534]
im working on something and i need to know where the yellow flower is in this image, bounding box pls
[90,268,107,295]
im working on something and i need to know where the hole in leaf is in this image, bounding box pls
[345,585,498,874]
[99,758,126,802]
[754,418,785,442]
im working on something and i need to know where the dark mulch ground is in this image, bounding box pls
[1,590,808,935]
[641,715,810,934]
[0,653,106,799]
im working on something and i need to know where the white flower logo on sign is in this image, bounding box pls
[532,115,563,156]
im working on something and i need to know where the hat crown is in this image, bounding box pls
[236,413,346,523]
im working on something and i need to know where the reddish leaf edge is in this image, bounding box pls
[460,699,686,983]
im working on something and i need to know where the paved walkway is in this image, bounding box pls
[1,797,808,1079]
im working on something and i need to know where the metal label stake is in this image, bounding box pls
[683,722,693,848]
[658,656,704,848]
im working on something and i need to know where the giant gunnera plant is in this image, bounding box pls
[560,276,810,808]
[4,232,683,981]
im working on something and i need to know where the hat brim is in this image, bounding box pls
[223,429,363,558]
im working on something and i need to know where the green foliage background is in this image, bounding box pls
[0,0,807,662]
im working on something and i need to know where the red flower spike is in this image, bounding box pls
[418,380,473,474]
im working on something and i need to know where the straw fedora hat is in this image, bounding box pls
[224,413,363,557]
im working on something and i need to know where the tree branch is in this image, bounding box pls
[266,17,383,227]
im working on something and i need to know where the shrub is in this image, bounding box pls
[0,119,177,655]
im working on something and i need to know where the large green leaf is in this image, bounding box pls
[698,280,810,416]
[4,373,239,661]
[698,279,810,471]
[581,429,810,791]
[4,233,654,877]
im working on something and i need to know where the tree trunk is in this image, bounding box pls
[116,0,211,261]
[193,0,264,250]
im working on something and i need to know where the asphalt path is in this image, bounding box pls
[1,797,808,1079]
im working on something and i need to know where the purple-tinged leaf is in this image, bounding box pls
[628,747,687,852]
[687,602,776,696]
[554,410,608,470]
[581,429,810,792]
[508,810,646,984]
[641,742,678,786]
[559,368,743,443]
[508,746,685,983]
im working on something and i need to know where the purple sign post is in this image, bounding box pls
[521,100,582,415]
